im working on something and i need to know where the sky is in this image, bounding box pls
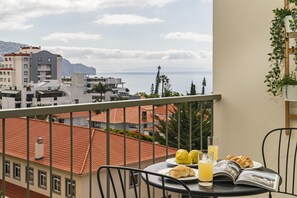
[0,0,212,73]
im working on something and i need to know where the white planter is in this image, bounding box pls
[283,85,297,101]
[285,15,293,32]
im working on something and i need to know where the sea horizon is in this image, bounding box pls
[95,71,213,95]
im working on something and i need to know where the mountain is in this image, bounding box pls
[61,59,96,76]
[0,40,96,76]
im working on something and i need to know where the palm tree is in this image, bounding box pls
[92,83,111,102]
[160,75,169,97]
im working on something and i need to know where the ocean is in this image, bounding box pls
[97,71,213,95]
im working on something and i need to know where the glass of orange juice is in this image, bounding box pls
[198,154,213,187]
[208,136,219,161]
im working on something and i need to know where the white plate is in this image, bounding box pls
[158,168,198,181]
[166,158,198,168]
[244,161,262,170]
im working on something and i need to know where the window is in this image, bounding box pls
[5,160,10,176]
[24,71,28,75]
[65,178,76,198]
[38,65,41,69]
[26,167,34,185]
[52,175,61,194]
[38,57,42,62]
[47,57,51,62]
[7,72,10,75]
[13,163,21,180]
[129,172,139,188]
[24,64,28,69]
[24,78,28,83]
[38,170,47,189]
[0,78,2,82]
[24,57,29,61]
[8,78,10,82]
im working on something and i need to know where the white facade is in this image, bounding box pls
[213,1,287,197]
[0,46,62,88]
[0,79,92,109]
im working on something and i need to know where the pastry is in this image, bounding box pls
[225,155,254,168]
[169,165,195,178]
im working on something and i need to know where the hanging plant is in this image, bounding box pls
[265,8,291,96]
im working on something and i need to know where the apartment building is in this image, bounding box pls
[62,75,139,102]
[0,118,175,197]
[0,46,62,89]
[0,79,92,109]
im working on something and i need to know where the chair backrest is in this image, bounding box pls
[262,128,297,197]
[97,165,194,198]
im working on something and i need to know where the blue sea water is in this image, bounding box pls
[97,71,213,95]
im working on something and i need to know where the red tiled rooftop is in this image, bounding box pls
[90,104,175,124]
[53,111,95,119]
[4,53,30,57]
[0,180,48,198]
[0,118,176,175]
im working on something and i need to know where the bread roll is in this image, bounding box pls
[169,165,195,178]
[225,155,254,168]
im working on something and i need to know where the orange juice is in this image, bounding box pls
[208,145,219,161]
[198,160,213,182]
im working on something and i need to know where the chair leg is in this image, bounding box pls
[269,192,272,198]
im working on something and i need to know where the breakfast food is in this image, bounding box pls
[225,155,254,168]
[189,150,203,164]
[175,149,192,164]
[169,165,195,178]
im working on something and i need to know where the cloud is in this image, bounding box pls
[0,0,176,30]
[42,32,102,43]
[95,14,164,25]
[163,32,212,42]
[45,46,211,60]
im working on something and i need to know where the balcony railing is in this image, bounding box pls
[0,94,221,198]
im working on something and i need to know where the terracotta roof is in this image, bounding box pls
[4,53,30,57]
[53,111,95,119]
[90,104,175,124]
[0,180,48,198]
[90,106,154,124]
[0,68,14,70]
[0,118,176,175]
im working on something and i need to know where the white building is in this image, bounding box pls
[0,77,92,109]
[0,46,62,89]
[62,75,139,102]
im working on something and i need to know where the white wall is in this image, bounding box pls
[213,1,287,197]
[214,0,284,158]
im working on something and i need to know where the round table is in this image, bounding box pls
[144,162,270,197]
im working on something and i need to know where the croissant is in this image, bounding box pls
[225,155,254,169]
[169,165,195,178]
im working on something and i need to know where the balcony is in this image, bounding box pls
[0,94,220,197]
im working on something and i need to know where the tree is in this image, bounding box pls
[189,81,196,95]
[154,66,161,95]
[202,77,206,95]
[92,82,111,102]
[150,83,154,95]
[160,74,169,97]
[154,102,212,150]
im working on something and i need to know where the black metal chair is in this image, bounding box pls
[97,165,194,198]
[262,128,297,197]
